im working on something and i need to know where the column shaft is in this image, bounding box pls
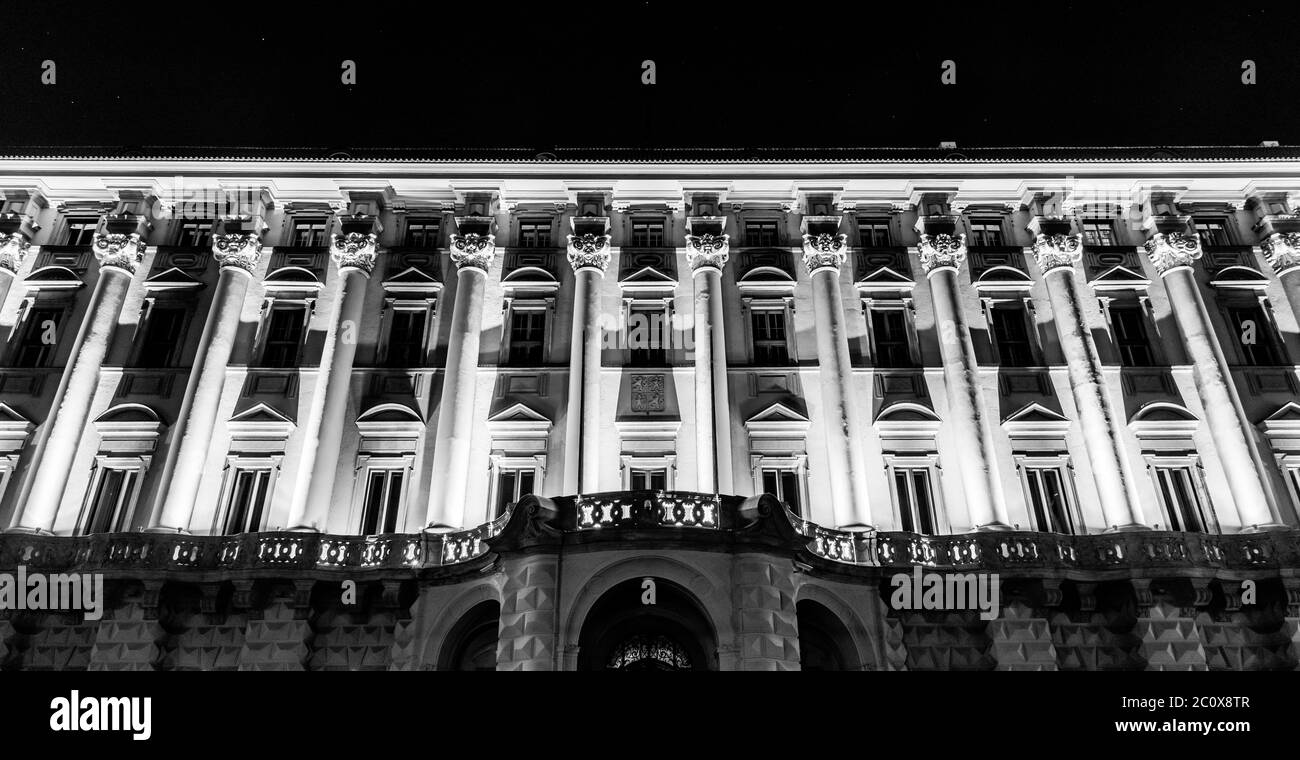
[0,270,15,317]
[693,269,718,492]
[562,272,588,494]
[578,268,603,494]
[708,272,733,493]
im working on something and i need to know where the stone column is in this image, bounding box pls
[1031,231,1146,530]
[425,233,496,530]
[285,232,378,531]
[1262,232,1300,332]
[919,231,1009,529]
[686,233,733,493]
[10,231,146,533]
[0,231,31,313]
[1145,232,1283,529]
[149,233,264,532]
[566,233,611,495]
[801,233,872,529]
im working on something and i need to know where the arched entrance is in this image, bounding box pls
[577,578,717,671]
[437,600,500,671]
[796,599,861,671]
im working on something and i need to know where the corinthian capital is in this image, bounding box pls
[800,233,847,272]
[0,232,31,274]
[330,232,380,274]
[449,233,497,272]
[1030,233,1083,274]
[685,233,730,272]
[212,233,264,273]
[917,233,967,273]
[1261,232,1300,275]
[1143,232,1202,275]
[566,233,611,273]
[92,232,147,274]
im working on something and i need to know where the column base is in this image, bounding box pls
[974,522,1013,532]
[2,525,54,536]
[423,523,461,535]
[143,525,191,535]
[284,525,322,534]
[836,523,876,533]
[1103,523,1152,533]
[1237,522,1292,533]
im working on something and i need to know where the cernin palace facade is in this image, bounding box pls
[0,147,1298,670]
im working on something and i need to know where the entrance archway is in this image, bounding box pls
[437,600,500,671]
[796,599,861,671]
[577,578,717,671]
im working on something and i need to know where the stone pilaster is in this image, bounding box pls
[88,582,163,671]
[800,232,872,529]
[426,232,497,529]
[686,231,733,493]
[565,232,611,494]
[733,554,800,670]
[237,581,315,671]
[497,555,559,670]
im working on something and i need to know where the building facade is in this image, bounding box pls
[0,147,1298,670]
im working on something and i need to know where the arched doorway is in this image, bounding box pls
[796,599,861,671]
[577,578,717,671]
[437,600,500,671]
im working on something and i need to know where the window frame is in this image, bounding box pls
[255,299,314,368]
[402,217,442,249]
[1081,219,1117,247]
[967,218,1006,247]
[501,299,552,367]
[1220,297,1286,367]
[289,217,330,248]
[63,217,100,246]
[628,218,667,248]
[752,454,808,516]
[377,297,436,368]
[7,300,68,368]
[884,453,946,535]
[1014,454,1084,534]
[857,217,893,248]
[623,297,672,367]
[131,299,193,368]
[1193,218,1233,247]
[743,219,781,248]
[741,296,797,366]
[214,457,281,535]
[487,455,544,518]
[352,455,414,535]
[984,298,1040,367]
[76,456,148,535]
[865,299,920,368]
[174,219,215,248]
[1145,455,1218,534]
[620,454,677,491]
[516,218,554,249]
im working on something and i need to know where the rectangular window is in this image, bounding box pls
[1225,305,1283,366]
[744,220,780,247]
[1194,220,1230,247]
[291,219,329,247]
[494,468,537,517]
[870,308,914,368]
[859,219,892,247]
[403,219,440,248]
[136,307,186,367]
[262,307,306,367]
[630,468,668,491]
[990,306,1035,366]
[630,220,665,247]
[221,468,272,535]
[968,220,1004,247]
[1110,305,1155,367]
[1153,465,1212,533]
[518,220,552,248]
[760,468,803,515]
[176,220,213,248]
[1082,221,1116,247]
[65,219,98,246]
[750,310,789,365]
[628,306,667,366]
[12,307,62,367]
[360,469,405,534]
[892,466,937,535]
[1023,466,1077,534]
[384,309,427,368]
[508,310,545,365]
[82,468,138,534]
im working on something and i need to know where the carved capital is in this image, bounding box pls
[1030,233,1083,274]
[685,233,730,272]
[917,232,967,273]
[92,232,147,274]
[211,233,264,273]
[800,233,847,272]
[566,233,611,273]
[1143,231,1202,275]
[449,233,497,272]
[0,232,31,274]
[1261,231,1300,275]
[330,232,379,274]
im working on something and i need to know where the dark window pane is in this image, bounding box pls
[508,311,545,365]
[860,221,891,247]
[385,310,427,367]
[263,309,305,367]
[177,221,213,248]
[780,471,801,515]
[86,469,133,534]
[224,470,269,535]
[630,221,665,247]
[751,311,789,365]
[292,220,328,247]
[761,470,779,496]
[991,307,1034,366]
[12,308,62,367]
[518,221,551,248]
[1110,306,1154,367]
[66,220,98,246]
[137,308,186,367]
[404,221,440,248]
[650,470,667,491]
[518,470,535,500]
[744,221,780,247]
[362,472,386,534]
[1226,305,1282,366]
[912,471,935,534]
[872,309,914,368]
[895,471,915,533]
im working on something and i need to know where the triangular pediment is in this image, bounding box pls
[488,402,552,425]
[230,403,295,425]
[1265,402,1300,423]
[859,266,914,285]
[1090,265,1151,289]
[1003,403,1070,425]
[0,403,29,424]
[619,265,677,286]
[746,402,810,426]
[384,266,439,285]
[145,267,205,290]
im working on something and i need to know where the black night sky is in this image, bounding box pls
[0,1,1294,153]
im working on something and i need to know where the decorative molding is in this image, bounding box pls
[92,232,147,273]
[448,233,496,272]
[684,233,730,272]
[1030,233,1083,273]
[212,233,264,273]
[799,233,847,273]
[1261,231,1300,275]
[330,231,379,274]
[566,233,612,273]
[1143,232,1202,275]
[917,233,967,273]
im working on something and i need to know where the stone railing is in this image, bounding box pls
[576,491,721,530]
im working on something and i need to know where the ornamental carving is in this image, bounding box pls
[449,233,497,271]
[330,232,380,274]
[1262,231,1300,274]
[566,233,612,272]
[630,374,666,412]
[0,232,31,273]
[1030,233,1083,273]
[92,232,147,273]
[917,233,967,272]
[1143,231,1202,275]
[211,233,264,273]
[685,233,730,271]
[800,233,848,272]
